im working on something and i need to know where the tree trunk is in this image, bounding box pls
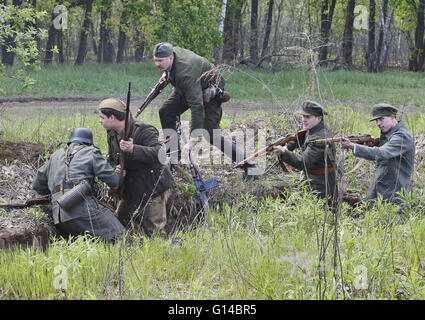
[377,0,395,72]
[98,0,115,63]
[261,0,274,58]
[44,11,58,64]
[249,0,259,64]
[90,21,97,56]
[273,0,284,53]
[134,32,145,62]
[75,0,93,65]
[116,29,126,63]
[57,29,64,63]
[235,0,244,58]
[367,0,377,72]
[213,0,228,61]
[409,0,425,71]
[222,0,238,63]
[102,10,115,62]
[319,0,337,66]
[341,0,356,67]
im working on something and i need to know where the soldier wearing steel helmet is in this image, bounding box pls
[273,101,338,204]
[32,128,126,242]
[98,98,174,237]
[341,103,415,203]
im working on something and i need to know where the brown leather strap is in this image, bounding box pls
[307,166,335,175]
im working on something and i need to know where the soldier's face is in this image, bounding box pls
[376,115,397,133]
[99,112,115,131]
[302,115,322,130]
[154,55,173,72]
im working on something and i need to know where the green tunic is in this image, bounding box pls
[167,46,225,133]
[107,119,174,224]
[32,142,125,241]
[279,121,338,201]
[353,120,415,202]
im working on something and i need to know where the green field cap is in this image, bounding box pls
[370,103,398,121]
[99,98,126,113]
[297,100,327,116]
[153,42,174,58]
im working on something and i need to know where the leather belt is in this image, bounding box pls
[307,167,335,175]
[52,182,77,193]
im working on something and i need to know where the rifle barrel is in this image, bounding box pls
[231,130,307,171]
[310,135,379,145]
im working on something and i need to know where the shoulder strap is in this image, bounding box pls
[64,145,86,183]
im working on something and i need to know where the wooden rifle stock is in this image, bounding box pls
[231,129,307,171]
[0,195,51,209]
[135,75,168,118]
[118,82,132,199]
[308,134,379,146]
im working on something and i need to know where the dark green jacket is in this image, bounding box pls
[107,118,174,207]
[32,143,119,224]
[279,121,337,200]
[168,47,224,132]
[354,120,415,201]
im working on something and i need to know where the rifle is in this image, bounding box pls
[118,82,133,199]
[135,75,168,118]
[176,116,218,210]
[307,134,379,146]
[231,129,307,171]
[0,195,51,209]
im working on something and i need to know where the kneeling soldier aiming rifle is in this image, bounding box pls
[272,101,338,205]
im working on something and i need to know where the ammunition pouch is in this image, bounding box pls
[56,180,92,211]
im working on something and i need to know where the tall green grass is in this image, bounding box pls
[1,63,425,108]
[1,189,424,299]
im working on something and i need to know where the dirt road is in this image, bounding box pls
[0,96,281,117]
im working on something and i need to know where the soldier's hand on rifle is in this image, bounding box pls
[341,138,355,150]
[114,164,126,177]
[159,72,168,85]
[272,145,288,155]
[120,138,134,153]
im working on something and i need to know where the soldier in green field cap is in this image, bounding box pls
[98,98,174,237]
[273,100,338,205]
[152,42,260,180]
[341,103,415,203]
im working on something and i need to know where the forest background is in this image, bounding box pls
[2,0,425,87]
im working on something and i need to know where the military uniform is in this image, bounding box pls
[106,118,174,236]
[32,141,126,242]
[353,105,415,202]
[278,101,338,202]
[155,44,250,168]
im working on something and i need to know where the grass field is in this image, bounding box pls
[1,62,425,110]
[0,63,425,301]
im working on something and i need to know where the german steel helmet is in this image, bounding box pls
[68,128,93,145]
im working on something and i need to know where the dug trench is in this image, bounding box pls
[2,133,424,250]
[0,139,294,250]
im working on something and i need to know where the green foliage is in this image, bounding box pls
[153,0,223,58]
[0,4,47,92]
